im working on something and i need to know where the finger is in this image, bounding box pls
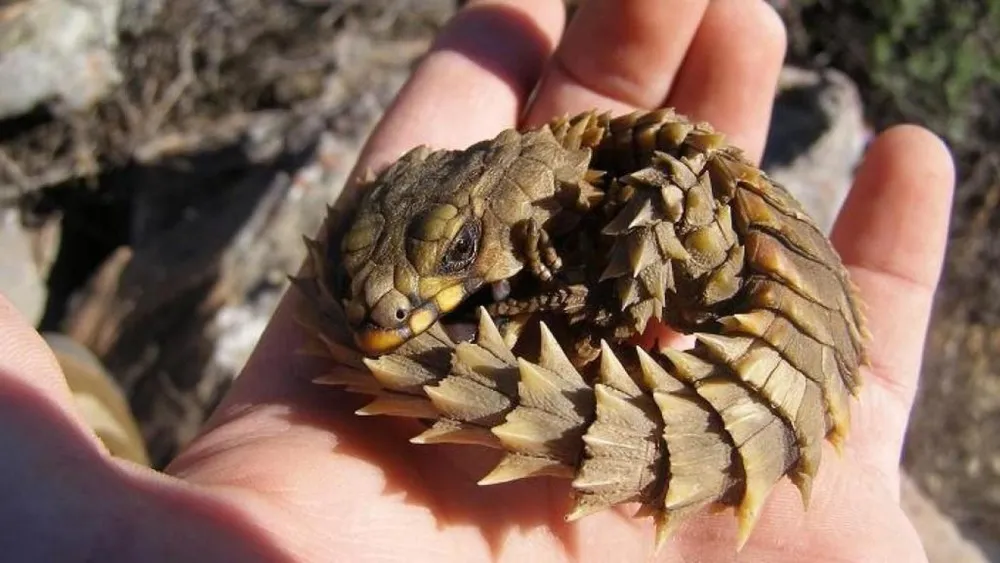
[524,0,710,123]
[665,0,787,162]
[346,0,565,198]
[831,125,954,473]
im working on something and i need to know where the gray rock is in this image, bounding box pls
[901,472,992,563]
[0,208,59,324]
[763,66,870,234]
[117,0,165,35]
[210,131,361,380]
[0,0,122,118]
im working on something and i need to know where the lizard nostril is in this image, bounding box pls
[371,290,412,328]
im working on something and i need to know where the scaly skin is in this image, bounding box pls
[293,109,870,551]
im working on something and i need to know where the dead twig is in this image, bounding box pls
[143,32,198,139]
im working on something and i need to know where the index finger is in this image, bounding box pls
[336,0,565,211]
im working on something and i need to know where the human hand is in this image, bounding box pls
[0,1,954,561]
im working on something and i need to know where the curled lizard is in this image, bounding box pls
[293,109,870,550]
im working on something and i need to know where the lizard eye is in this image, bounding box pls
[439,221,480,274]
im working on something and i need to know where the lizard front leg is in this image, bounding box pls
[516,218,563,283]
[486,282,603,367]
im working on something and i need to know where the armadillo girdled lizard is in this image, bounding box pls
[293,109,870,550]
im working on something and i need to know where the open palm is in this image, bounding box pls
[0,1,954,561]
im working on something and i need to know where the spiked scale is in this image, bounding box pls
[295,109,870,552]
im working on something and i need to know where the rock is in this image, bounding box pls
[0,0,454,199]
[117,0,165,36]
[901,472,993,563]
[0,207,59,324]
[0,0,122,118]
[762,66,870,234]
[209,131,361,381]
[0,209,44,321]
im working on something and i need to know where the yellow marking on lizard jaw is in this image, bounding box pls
[433,284,468,314]
[356,327,410,355]
[419,277,452,300]
[408,308,437,336]
[357,283,472,355]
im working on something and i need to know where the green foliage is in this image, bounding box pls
[782,0,1000,144]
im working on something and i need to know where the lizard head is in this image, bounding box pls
[335,138,537,355]
[342,203,520,355]
[332,126,595,355]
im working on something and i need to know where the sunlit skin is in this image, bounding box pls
[0,1,953,561]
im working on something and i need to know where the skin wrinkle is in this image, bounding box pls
[845,384,911,494]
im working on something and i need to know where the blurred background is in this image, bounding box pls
[0,1,996,560]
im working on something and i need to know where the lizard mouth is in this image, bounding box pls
[353,277,510,355]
